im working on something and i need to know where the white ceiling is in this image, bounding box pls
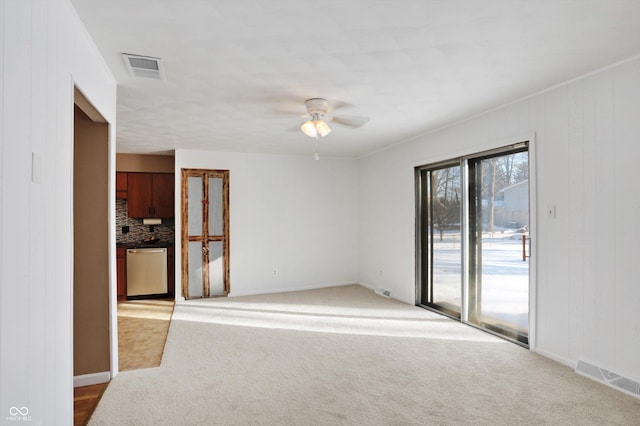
[71,0,640,158]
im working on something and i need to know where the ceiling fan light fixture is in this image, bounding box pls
[315,119,331,137]
[301,120,318,138]
[300,98,333,139]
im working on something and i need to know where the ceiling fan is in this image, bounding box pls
[299,98,369,139]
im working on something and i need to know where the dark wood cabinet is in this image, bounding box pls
[151,173,175,218]
[167,246,175,298]
[117,247,126,300]
[116,172,128,199]
[127,172,174,218]
[127,173,153,217]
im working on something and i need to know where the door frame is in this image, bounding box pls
[414,134,537,349]
[72,86,118,384]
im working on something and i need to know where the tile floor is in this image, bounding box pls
[117,299,175,371]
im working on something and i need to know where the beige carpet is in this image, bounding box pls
[90,285,640,425]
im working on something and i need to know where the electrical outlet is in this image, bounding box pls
[273,268,278,276]
[379,270,383,276]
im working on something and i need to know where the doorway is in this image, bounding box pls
[181,169,230,299]
[73,91,111,383]
[416,142,531,345]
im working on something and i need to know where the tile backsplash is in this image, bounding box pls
[116,198,176,244]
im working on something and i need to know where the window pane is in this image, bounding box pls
[419,164,462,317]
[208,177,223,236]
[188,177,203,236]
[188,242,203,298]
[468,150,529,344]
[208,241,224,296]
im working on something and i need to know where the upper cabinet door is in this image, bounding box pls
[152,173,175,218]
[127,173,153,217]
[116,172,128,199]
[127,173,175,218]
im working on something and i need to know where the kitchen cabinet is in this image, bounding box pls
[127,172,174,218]
[116,172,128,199]
[167,246,174,298]
[117,247,127,300]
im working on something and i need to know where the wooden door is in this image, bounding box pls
[181,169,230,298]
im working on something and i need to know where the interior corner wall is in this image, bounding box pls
[0,0,117,424]
[174,150,359,298]
[73,106,110,376]
[357,56,640,384]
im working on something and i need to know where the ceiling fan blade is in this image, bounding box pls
[264,94,312,117]
[330,114,370,128]
[329,100,359,112]
[265,107,308,119]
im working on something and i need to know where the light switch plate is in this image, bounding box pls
[31,152,42,184]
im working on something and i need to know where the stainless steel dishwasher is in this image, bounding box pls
[126,248,168,297]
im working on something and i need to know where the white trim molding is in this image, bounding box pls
[73,371,111,388]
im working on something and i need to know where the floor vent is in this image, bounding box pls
[122,53,165,80]
[374,288,391,298]
[576,360,640,398]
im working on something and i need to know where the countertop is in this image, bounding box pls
[117,241,175,249]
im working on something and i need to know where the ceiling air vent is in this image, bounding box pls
[122,53,165,80]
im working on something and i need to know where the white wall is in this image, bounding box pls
[175,150,359,298]
[358,56,640,383]
[0,0,116,423]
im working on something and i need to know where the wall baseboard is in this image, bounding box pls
[356,281,375,291]
[224,281,357,298]
[74,371,111,388]
[532,348,577,369]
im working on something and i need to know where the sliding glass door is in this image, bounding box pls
[468,149,529,344]
[417,163,462,318]
[416,143,530,345]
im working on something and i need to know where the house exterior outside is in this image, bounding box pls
[496,179,529,229]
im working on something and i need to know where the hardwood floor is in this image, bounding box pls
[74,383,109,426]
[73,299,174,425]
